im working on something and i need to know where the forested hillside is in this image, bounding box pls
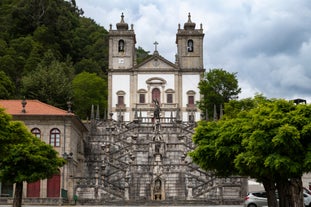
[0,0,149,119]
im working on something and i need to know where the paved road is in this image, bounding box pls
[0,205,243,207]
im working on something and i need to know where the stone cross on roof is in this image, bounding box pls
[153,41,158,51]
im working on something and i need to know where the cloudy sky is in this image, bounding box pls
[75,0,311,102]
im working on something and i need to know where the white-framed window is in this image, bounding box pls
[50,128,60,147]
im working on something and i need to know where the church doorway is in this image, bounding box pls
[152,88,161,103]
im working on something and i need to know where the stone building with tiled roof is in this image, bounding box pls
[0,99,87,204]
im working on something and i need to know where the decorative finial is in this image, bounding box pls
[188,12,192,22]
[121,12,125,23]
[21,97,27,113]
[67,101,72,113]
[96,105,100,120]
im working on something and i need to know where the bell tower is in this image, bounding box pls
[176,13,204,70]
[108,13,136,70]
[108,13,136,118]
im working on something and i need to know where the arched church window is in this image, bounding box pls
[139,94,145,103]
[167,94,173,103]
[187,90,196,107]
[116,90,126,108]
[31,128,41,139]
[152,88,161,103]
[137,89,147,104]
[187,39,193,52]
[165,89,175,104]
[188,96,194,105]
[118,39,125,52]
[118,96,124,106]
[50,128,60,147]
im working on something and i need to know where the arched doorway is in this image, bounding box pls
[152,88,161,103]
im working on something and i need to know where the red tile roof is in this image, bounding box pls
[0,100,72,116]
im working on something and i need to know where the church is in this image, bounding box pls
[108,13,204,123]
[73,13,246,204]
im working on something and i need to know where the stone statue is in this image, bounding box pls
[153,99,161,119]
[154,179,161,192]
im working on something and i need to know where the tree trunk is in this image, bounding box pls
[277,178,291,207]
[289,178,304,207]
[13,182,23,207]
[262,178,278,207]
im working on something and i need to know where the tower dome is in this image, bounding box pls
[116,13,129,30]
[184,13,196,30]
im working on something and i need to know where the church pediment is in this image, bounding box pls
[135,54,178,71]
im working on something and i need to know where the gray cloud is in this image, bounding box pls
[75,0,311,102]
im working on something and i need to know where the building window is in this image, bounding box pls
[187,39,193,52]
[152,88,161,103]
[139,94,145,103]
[116,90,126,108]
[118,39,125,52]
[167,94,173,103]
[187,90,196,108]
[50,128,60,147]
[188,95,194,105]
[31,128,41,139]
[118,96,124,106]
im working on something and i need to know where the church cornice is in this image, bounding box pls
[179,68,205,73]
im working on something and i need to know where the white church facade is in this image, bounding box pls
[108,13,205,122]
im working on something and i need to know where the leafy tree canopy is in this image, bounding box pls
[198,68,241,120]
[72,72,107,119]
[21,52,74,109]
[0,71,15,99]
[190,96,311,207]
[0,0,108,100]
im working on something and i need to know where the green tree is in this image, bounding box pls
[0,108,65,207]
[198,68,241,120]
[190,97,311,207]
[0,71,15,98]
[72,17,109,73]
[136,46,151,64]
[0,55,16,84]
[74,58,102,76]
[72,72,107,119]
[0,38,8,56]
[21,59,74,109]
